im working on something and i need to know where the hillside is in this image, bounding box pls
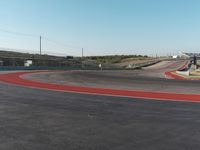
[0,50,159,69]
[0,50,80,66]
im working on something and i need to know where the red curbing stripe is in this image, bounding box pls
[0,71,200,102]
[165,72,185,80]
[164,61,190,80]
[165,61,200,80]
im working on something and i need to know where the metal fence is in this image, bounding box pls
[0,60,163,71]
[0,65,82,71]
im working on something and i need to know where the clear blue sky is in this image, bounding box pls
[0,0,200,56]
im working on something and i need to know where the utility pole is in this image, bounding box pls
[82,48,84,70]
[40,36,42,55]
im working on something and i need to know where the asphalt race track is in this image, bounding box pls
[1,60,200,150]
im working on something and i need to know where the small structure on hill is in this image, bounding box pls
[172,55,178,59]
[24,60,33,67]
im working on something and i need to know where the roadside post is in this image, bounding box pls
[194,56,197,70]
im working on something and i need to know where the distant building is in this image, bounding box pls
[24,60,33,67]
[172,55,178,59]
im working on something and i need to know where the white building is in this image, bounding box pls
[24,60,33,67]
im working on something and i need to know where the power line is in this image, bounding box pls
[0,28,42,54]
[0,47,71,56]
[0,28,82,50]
[0,47,38,54]
[0,28,84,56]
[0,28,39,38]
[43,37,81,49]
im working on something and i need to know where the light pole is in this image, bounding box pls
[40,36,42,55]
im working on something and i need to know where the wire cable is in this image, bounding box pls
[0,28,39,38]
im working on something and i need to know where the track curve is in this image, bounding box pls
[1,60,200,150]
[0,61,200,102]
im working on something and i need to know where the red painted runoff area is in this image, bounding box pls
[164,61,191,80]
[0,71,200,102]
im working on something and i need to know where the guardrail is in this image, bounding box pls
[0,60,170,71]
[175,61,192,76]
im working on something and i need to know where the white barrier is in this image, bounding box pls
[176,70,190,76]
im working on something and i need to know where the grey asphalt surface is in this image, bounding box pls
[24,60,200,94]
[1,82,200,150]
[1,60,200,150]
